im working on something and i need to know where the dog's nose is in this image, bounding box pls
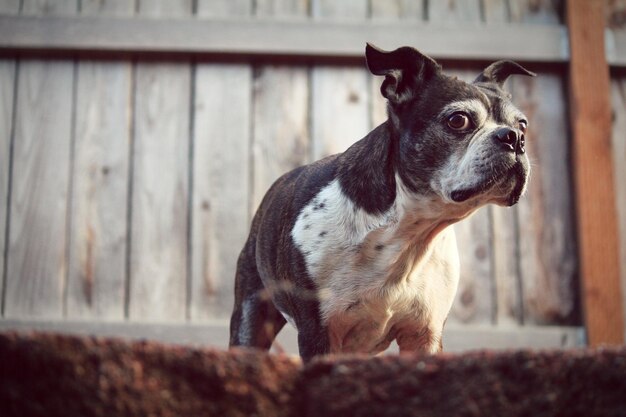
[494,127,525,154]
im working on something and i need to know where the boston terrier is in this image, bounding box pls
[229,44,535,361]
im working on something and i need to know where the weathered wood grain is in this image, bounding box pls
[490,205,522,325]
[129,0,192,321]
[371,0,424,21]
[513,74,577,325]
[610,77,626,342]
[511,2,578,325]
[191,64,251,320]
[252,0,310,211]
[430,0,495,325]
[509,0,562,24]
[370,0,424,127]
[196,0,252,17]
[428,0,481,22]
[451,209,494,324]
[311,0,367,18]
[252,0,309,349]
[189,0,251,321]
[21,0,75,15]
[66,0,133,320]
[607,1,626,29]
[482,0,508,22]
[4,0,76,318]
[78,0,135,16]
[250,67,309,210]
[311,0,369,160]
[311,66,370,158]
[485,0,522,325]
[568,0,623,344]
[0,0,20,316]
[255,0,307,16]
[0,15,574,65]
[0,0,19,13]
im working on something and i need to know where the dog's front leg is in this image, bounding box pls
[298,325,330,362]
[289,297,331,361]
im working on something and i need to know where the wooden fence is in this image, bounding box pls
[0,0,624,349]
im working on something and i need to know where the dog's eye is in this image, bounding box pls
[447,112,472,131]
[518,120,528,133]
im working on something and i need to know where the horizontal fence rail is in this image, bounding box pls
[0,319,586,353]
[0,15,574,64]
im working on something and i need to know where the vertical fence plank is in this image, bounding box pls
[129,0,192,321]
[190,0,251,321]
[5,0,77,318]
[568,0,623,344]
[253,0,309,349]
[370,0,424,127]
[429,0,495,325]
[482,0,508,21]
[450,203,494,324]
[252,0,310,211]
[508,0,561,24]
[0,0,18,12]
[311,0,369,160]
[511,1,578,325]
[311,0,366,17]
[255,0,308,16]
[6,0,76,317]
[484,0,522,325]
[513,74,577,324]
[0,0,20,316]
[371,0,424,20]
[66,0,133,320]
[250,66,309,211]
[491,201,522,325]
[428,0,481,21]
[610,78,626,342]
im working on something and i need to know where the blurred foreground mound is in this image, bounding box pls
[1,332,625,417]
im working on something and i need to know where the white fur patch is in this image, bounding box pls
[291,179,393,280]
[291,178,461,354]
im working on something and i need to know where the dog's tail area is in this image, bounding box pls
[229,237,286,350]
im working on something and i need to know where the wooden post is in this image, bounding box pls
[567,0,624,345]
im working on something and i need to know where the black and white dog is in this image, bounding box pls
[230,44,534,361]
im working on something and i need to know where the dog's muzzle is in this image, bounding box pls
[506,158,529,206]
[450,129,530,206]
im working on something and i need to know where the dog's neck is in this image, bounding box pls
[334,120,482,282]
[336,121,398,215]
[337,119,476,228]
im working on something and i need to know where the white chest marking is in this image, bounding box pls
[291,179,392,280]
[290,178,460,353]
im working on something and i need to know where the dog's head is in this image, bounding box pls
[366,43,535,209]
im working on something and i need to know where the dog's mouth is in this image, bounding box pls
[450,159,528,206]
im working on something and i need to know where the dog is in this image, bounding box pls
[229,44,534,361]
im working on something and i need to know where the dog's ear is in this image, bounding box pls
[474,60,536,87]
[366,43,441,104]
